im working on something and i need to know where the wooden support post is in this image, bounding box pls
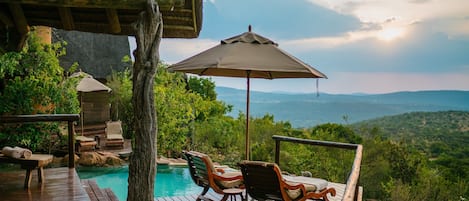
[275,139,280,165]
[58,7,75,30]
[105,8,121,33]
[8,3,29,50]
[68,120,75,168]
[127,0,162,200]
[0,10,15,27]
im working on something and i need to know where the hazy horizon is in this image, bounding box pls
[215,85,469,95]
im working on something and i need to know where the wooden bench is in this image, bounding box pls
[0,153,53,189]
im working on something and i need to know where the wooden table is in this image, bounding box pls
[222,188,245,201]
[0,154,53,189]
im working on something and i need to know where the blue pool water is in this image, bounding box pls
[77,165,201,201]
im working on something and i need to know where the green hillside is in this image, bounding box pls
[351,111,469,179]
[352,111,469,148]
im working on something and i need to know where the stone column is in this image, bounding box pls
[35,26,51,44]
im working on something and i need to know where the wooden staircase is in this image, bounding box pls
[81,179,119,201]
[75,123,106,137]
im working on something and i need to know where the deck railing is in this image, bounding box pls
[0,114,80,168]
[272,135,363,201]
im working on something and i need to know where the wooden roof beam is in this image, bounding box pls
[8,3,29,49]
[0,0,185,10]
[8,3,29,35]
[58,7,74,30]
[0,9,15,27]
[105,8,121,34]
[191,0,197,37]
[164,25,195,31]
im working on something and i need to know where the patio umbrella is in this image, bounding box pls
[168,26,327,160]
[73,73,112,136]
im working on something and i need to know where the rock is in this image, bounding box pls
[157,157,170,165]
[63,154,80,166]
[105,155,125,166]
[50,156,64,168]
[78,152,124,167]
[78,152,104,166]
[118,151,131,160]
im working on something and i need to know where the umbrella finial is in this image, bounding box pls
[248,25,252,32]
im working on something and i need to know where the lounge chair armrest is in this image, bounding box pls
[282,180,307,192]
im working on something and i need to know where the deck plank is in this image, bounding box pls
[0,167,90,201]
[104,188,120,201]
[327,182,347,201]
[153,181,350,201]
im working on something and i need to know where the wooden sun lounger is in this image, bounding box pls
[0,153,53,189]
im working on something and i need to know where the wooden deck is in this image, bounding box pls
[0,167,90,201]
[0,165,360,201]
[156,182,352,201]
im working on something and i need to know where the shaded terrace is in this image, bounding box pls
[1,0,202,200]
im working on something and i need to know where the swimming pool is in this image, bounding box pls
[77,165,201,201]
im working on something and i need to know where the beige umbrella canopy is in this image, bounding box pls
[76,77,112,93]
[168,26,326,160]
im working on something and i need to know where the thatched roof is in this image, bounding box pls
[0,0,203,43]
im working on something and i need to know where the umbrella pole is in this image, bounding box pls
[245,71,251,160]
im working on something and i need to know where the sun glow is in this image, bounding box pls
[378,27,405,42]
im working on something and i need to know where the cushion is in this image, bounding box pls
[284,181,317,200]
[107,134,124,140]
[216,171,243,189]
[76,136,95,142]
[283,176,328,200]
[106,121,123,134]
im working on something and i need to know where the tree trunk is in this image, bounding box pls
[127,0,162,201]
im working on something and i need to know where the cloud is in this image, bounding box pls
[280,29,376,50]
[159,39,218,64]
[307,0,469,37]
[408,0,431,4]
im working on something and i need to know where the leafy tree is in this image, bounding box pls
[0,30,79,152]
[0,31,79,115]
[107,67,134,139]
[192,115,244,166]
[387,142,422,184]
[311,123,362,144]
[107,62,232,158]
[187,76,217,101]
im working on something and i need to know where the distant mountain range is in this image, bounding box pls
[215,87,469,128]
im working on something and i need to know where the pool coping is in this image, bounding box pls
[156,157,188,167]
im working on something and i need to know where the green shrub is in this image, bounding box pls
[0,30,79,152]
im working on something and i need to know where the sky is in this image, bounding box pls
[132,0,469,94]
